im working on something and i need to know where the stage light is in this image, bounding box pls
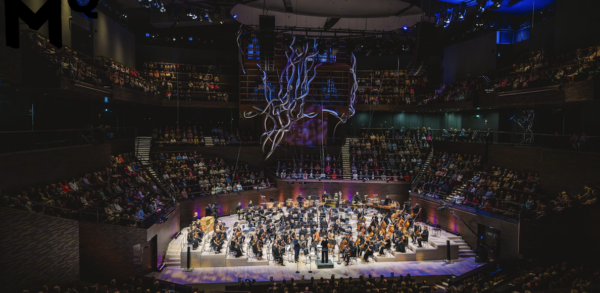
[492,1,501,9]
[146,33,150,37]
[207,17,212,23]
[233,14,238,18]
[403,26,408,30]
[172,37,176,41]
[159,4,166,12]
[189,37,193,41]
[205,12,209,18]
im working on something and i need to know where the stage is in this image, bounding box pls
[152,205,484,285]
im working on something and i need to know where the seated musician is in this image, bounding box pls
[230,239,243,257]
[378,236,392,256]
[211,235,223,253]
[352,192,360,204]
[299,226,307,238]
[273,243,284,266]
[236,202,243,220]
[248,200,254,209]
[384,195,392,206]
[395,237,407,253]
[363,241,374,262]
[322,191,329,201]
[252,240,263,260]
[418,226,429,247]
[258,206,266,221]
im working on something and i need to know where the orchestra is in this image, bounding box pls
[186,193,429,267]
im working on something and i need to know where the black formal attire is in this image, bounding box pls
[293,239,300,262]
[320,239,329,263]
[273,246,284,265]
[395,239,406,252]
[363,244,374,262]
[384,197,391,205]
[418,230,429,247]
[252,243,262,258]
[230,242,242,257]
[236,205,243,220]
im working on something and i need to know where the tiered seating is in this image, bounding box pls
[275,153,344,180]
[152,125,205,145]
[356,70,429,105]
[445,166,542,218]
[140,62,229,102]
[416,151,481,198]
[0,153,170,226]
[152,152,271,197]
[348,129,431,181]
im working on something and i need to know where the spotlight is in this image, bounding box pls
[219,21,223,24]
[146,33,150,37]
[172,37,176,41]
[205,12,209,18]
[120,13,127,19]
[189,37,193,41]
[233,14,238,18]
[191,14,198,20]
[207,17,212,23]
[403,26,408,30]
[492,0,501,9]
[159,4,166,12]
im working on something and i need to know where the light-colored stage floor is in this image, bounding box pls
[151,207,484,285]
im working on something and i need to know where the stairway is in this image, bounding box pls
[204,136,214,147]
[447,234,477,258]
[445,181,469,203]
[163,230,187,267]
[342,138,355,180]
[135,136,152,167]
[435,276,456,291]
[412,146,434,185]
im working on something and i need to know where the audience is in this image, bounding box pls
[1,153,171,226]
[153,152,271,198]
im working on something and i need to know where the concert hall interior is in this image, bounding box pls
[2,0,600,292]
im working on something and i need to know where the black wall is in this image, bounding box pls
[555,0,600,53]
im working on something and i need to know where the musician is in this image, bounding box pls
[193,212,201,220]
[252,240,263,260]
[299,226,307,238]
[384,195,392,206]
[236,202,243,220]
[293,235,300,262]
[258,206,266,220]
[248,200,254,209]
[378,235,391,256]
[320,236,329,263]
[418,226,429,247]
[229,239,243,257]
[352,192,360,204]
[395,237,407,253]
[297,194,304,202]
[211,234,223,253]
[321,191,329,202]
[411,225,422,244]
[363,241,374,262]
[273,243,284,266]
[212,203,219,220]
[205,205,212,217]
[412,203,421,215]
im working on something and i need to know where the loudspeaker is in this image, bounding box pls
[259,15,275,70]
[187,246,191,269]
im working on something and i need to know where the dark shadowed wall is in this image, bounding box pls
[93,11,136,68]
[442,32,497,83]
[79,221,150,282]
[410,194,519,259]
[0,207,80,293]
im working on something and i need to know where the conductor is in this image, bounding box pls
[320,236,329,263]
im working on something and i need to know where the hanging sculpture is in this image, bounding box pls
[243,37,358,159]
[510,109,535,144]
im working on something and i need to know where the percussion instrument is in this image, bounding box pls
[266,202,274,209]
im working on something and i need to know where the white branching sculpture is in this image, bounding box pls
[243,37,357,159]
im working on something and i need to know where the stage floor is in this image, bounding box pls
[152,208,484,285]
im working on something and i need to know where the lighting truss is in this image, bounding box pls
[243,37,357,160]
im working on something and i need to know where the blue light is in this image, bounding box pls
[233,14,238,19]
[205,13,209,18]
[189,37,193,41]
[145,33,150,37]
[104,97,109,103]
[105,109,108,112]
[403,26,408,30]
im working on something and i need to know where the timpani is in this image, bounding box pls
[276,202,284,209]
[292,201,299,208]
[266,202,274,209]
[303,201,310,208]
